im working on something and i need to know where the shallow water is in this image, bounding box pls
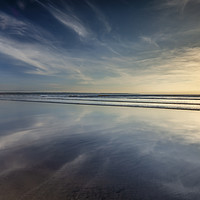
[0,101,200,199]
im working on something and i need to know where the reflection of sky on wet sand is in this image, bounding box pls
[0,101,200,199]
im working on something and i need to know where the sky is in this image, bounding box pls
[0,0,200,93]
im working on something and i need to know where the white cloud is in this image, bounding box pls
[84,46,200,92]
[49,5,89,38]
[0,12,52,44]
[0,12,25,32]
[0,12,95,82]
[35,0,90,38]
[155,0,200,14]
[0,34,93,83]
[140,36,159,47]
[0,12,110,83]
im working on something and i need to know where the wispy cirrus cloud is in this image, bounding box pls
[0,11,25,32]
[0,32,94,83]
[86,0,111,33]
[89,46,200,93]
[154,0,200,14]
[0,11,52,44]
[48,5,90,38]
[159,0,190,9]
[0,11,94,82]
[140,36,159,48]
[1,10,199,92]
[35,0,90,38]
[0,12,117,85]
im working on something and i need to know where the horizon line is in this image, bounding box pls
[0,91,200,96]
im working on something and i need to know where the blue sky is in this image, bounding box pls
[0,0,200,93]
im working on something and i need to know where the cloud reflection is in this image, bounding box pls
[1,102,200,199]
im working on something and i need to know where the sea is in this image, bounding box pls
[1,92,200,111]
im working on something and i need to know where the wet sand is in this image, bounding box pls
[0,101,200,199]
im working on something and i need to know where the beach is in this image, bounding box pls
[0,100,200,200]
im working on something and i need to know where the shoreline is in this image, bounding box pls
[1,98,200,111]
